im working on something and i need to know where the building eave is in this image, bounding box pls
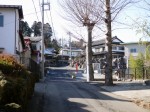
[0,5,23,19]
[121,41,150,45]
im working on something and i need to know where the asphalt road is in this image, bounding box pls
[27,67,149,112]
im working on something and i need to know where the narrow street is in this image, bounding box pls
[27,67,149,112]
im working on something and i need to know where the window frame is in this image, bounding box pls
[130,48,137,53]
[0,15,4,27]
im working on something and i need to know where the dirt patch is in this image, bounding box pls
[132,99,150,110]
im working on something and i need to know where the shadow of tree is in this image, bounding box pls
[27,68,149,112]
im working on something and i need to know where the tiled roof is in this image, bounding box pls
[92,39,105,46]
[92,36,123,46]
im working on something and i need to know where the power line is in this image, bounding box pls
[46,11,51,23]
[40,0,56,40]
[24,11,41,16]
[32,0,39,21]
[39,0,42,17]
[49,5,56,40]
[43,0,56,40]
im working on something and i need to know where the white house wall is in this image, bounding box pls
[0,8,16,54]
[15,9,22,53]
[37,41,41,52]
[59,48,83,57]
[124,44,146,58]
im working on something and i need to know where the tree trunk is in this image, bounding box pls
[105,0,113,85]
[87,25,94,81]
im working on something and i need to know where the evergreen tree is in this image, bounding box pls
[51,39,60,54]
[31,21,42,37]
[19,21,32,37]
[136,53,144,79]
[129,55,136,68]
[43,23,52,47]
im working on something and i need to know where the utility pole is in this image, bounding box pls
[41,0,50,80]
[86,43,89,82]
[41,0,45,80]
[67,32,72,64]
[69,33,72,61]
[62,37,64,55]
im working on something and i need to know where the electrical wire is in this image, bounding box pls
[39,0,42,18]
[50,11,56,40]
[24,11,41,16]
[32,0,39,21]
[46,11,51,23]
[47,0,56,40]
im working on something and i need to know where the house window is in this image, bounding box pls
[113,56,117,59]
[95,48,99,52]
[130,48,137,53]
[72,52,75,55]
[102,47,105,51]
[112,46,117,50]
[118,46,124,50]
[0,48,4,53]
[0,15,4,27]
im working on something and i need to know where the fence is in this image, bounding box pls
[125,67,150,80]
[16,57,41,79]
[29,58,41,79]
[104,67,150,80]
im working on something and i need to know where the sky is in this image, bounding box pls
[0,0,149,43]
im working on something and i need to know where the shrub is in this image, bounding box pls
[129,53,144,79]
[0,54,36,111]
[0,54,24,76]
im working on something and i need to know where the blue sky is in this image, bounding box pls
[0,0,149,43]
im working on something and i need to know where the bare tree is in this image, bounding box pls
[133,0,150,40]
[103,0,137,85]
[59,0,104,81]
[138,0,150,13]
[59,0,137,84]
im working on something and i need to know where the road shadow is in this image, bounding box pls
[46,67,150,91]
[27,67,150,112]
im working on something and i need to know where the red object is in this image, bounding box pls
[76,63,78,72]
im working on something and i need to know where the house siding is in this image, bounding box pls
[124,44,146,58]
[124,43,146,68]
[0,8,21,55]
[59,48,83,57]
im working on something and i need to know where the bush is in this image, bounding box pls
[0,54,24,76]
[129,53,144,79]
[0,54,36,111]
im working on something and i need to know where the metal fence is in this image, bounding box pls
[92,63,150,80]
[125,67,150,80]
[103,67,150,80]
